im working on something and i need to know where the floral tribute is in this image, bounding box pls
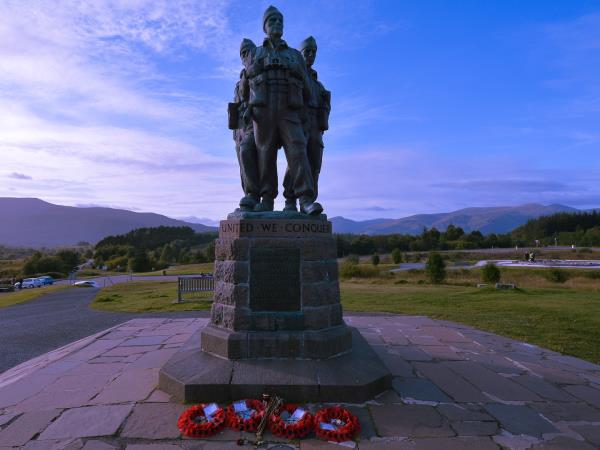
[269,403,314,439]
[177,403,226,438]
[226,399,266,432]
[314,406,361,442]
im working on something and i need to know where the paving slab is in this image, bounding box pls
[121,403,186,439]
[0,409,60,447]
[513,375,576,402]
[483,404,559,438]
[2,315,600,449]
[530,436,597,449]
[412,436,499,449]
[89,368,158,404]
[570,424,600,446]
[369,404,454,437]
[564,385,600,409]
[444,361,541,401]
[450,420,498,436]
[413,362,488,402]
[39,404,133,440]
[392,377,452,403]
[356,440,417,450]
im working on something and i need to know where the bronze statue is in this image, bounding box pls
[229,38,260,210]
[229,6,329,215]
[283,36,330,212]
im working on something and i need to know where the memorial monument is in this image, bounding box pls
[160,5,391,403]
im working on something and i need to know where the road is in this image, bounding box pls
[56,274,180,287]
[0,287,208,374]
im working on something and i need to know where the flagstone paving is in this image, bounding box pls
[1,315,600,449]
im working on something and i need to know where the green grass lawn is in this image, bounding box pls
[92,280,212,313]
[134,263,214,276]
[341,282,600,364]
[0,284,72,309]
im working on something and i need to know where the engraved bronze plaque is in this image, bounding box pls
[250,247,301,311]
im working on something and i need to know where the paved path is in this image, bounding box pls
[0,287,207,373]
[1,315,600,449]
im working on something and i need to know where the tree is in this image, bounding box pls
[391,248,402,264]
[128,250,152,273]
[481,263,501,284]
[204,240,216,262]
[425,252,446,284]
[160,244,173,263]
[56,250,81,274]
[371,253,380,266]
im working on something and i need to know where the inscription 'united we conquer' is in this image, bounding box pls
[219,219,332,237]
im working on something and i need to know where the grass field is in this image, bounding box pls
[135,263,214,276]
[92,280,212,312]
[341,282,600,363]
[0,284,72,309]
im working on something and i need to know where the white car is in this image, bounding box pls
[15,278,42,289]
[74,280,99,288]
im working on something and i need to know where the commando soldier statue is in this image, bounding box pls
[245,5,323,215]
[283,36,331,212]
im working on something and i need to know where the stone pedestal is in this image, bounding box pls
[159,211,391,403]
[201,212,352,359]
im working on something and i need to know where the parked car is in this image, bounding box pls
[37,276,54,286]
[15,278,42,289]
[74,280,98,288]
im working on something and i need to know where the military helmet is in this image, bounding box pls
[263,5,283,32]
[299,36,317,52]
[240,38,256,56]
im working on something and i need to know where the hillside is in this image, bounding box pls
[331,204,579,235]
[0,198,216,247]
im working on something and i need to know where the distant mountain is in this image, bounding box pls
[0,198,216,247]
[331,204,580,235]
[177,215,221,227]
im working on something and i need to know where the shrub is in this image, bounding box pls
[371,253,380,266]
[391,248,403,264]
[583,271,600,280]
[425,252,446,284]
[482,263,501,284]
[545,268,569,283]
[339,262,379,278]
[346,254,359,265]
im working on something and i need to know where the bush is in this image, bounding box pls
[371,253,380,266]
[344,254,359,265]
[545,269,569,283]
[391,248,403,264]
[482,263,501,284]
[425,252,446,284]
[339,262,379,278]
[583,271,600,280]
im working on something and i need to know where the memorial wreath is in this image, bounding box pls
[177,403,226,438]
[314,406,361,442]
[269,403,314,439]
[226,398,265,432]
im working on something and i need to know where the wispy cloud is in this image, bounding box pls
[7,173,32,180]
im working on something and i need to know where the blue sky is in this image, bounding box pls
[1,1,599,221]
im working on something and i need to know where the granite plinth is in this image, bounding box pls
[159,327,391,403]
[204,213,352,359]
[200,323,353,359]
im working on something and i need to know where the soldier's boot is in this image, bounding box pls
[283,198,298,212]
[254,196,274,212]
[299,197,323,216]
[239,194,260,211]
